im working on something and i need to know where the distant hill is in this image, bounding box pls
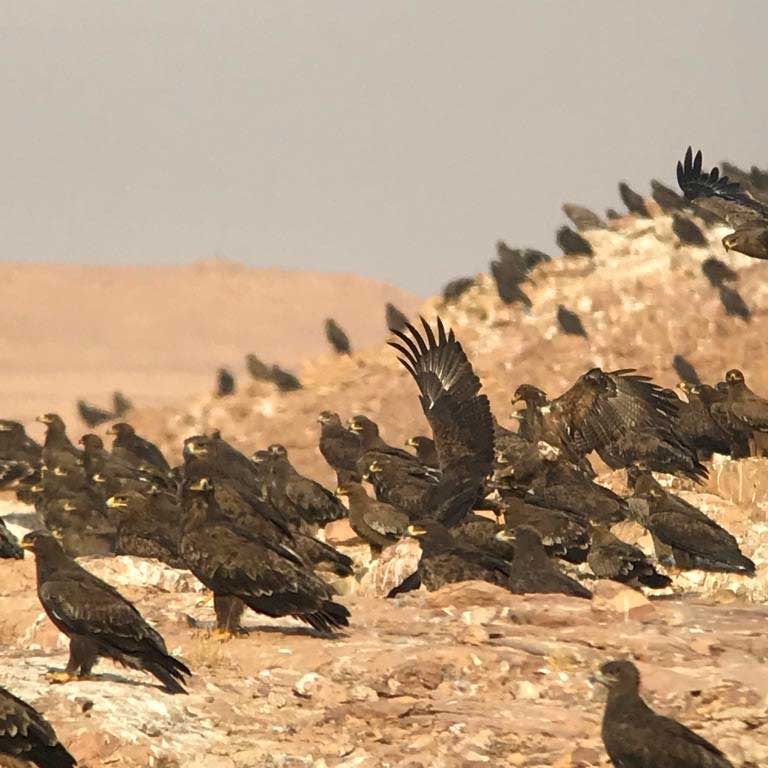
[0,259,421,426]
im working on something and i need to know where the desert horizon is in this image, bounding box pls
[3,3,768,767]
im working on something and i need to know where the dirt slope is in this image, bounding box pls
[0,259,421,426]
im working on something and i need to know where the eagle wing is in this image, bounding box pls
[677,146,768,228]
[389,317,494,525]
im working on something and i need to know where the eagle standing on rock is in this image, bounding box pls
[180,477,350,638]
[21,530,191,694]
[677,146,768,260]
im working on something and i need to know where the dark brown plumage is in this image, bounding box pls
[0,684,76,767]
[108,422,171,475]
[107,489,186,569]
[389,317,495,526]
[263,444,348,527]
[489,242,546,308]
[672,355,700,386]
[718,285,751,321]
[188,440,352,578]
[520,368,704,482]
[674,383,733,459]
[0,420,41,493]
[630,471,755,575]
[77,399,113,428]
[22,530,190,693]
[324,318,352,355]
[618,182,650,217]
[556,225,593,256]
[562,203,606,231]
[350,415,437,511]
[271,365,302,392]
[650,178,687,213]
[385,302,409,333]
[389,520,513,596]
[112,391,132,417]
[215,368,236,397]
[597,660,734,768]
[180,478,350,636]
[499,526,591,598]
[245,353,272,381]
[701,256,738,288]
[500,495,590,563]
[318,411,362,481]
[525,459,629,527]
[406,436,439,468]
[37,414,81,467]
[671,213,707,246]
[441,277,474,303]
[0,517,23,559]
[721,369,768,438]
[588,528,671,589]
[556,305,588,338]
[335,481,408,557]
[678,146,768,260]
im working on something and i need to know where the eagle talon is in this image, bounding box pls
[211,628,237,642]
[45,671,78,684]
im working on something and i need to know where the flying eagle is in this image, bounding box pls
[677,146,768,260]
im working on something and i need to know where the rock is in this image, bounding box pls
[515,681,541,700]
[82,555,204,594]
[324,518,358,545]
[591,580,654,620]
[356,538,422,597]
[424,581,518,610]
[292,672,348,706]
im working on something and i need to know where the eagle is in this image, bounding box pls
[388,317,495,526]
[21,530,191,693]
[0,684,76,767]
[596,660,734,768]
[516,368,705,482]
[677,146,768,260]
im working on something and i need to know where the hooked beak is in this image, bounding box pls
[494,529,514,543]
[406,524,427,537]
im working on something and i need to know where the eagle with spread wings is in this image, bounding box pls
[677,146,768,260]
[388,317,495,526]
[516,368,706,482]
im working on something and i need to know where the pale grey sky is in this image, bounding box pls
[2,1,767,294]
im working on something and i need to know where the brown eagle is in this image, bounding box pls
[677,146,768,260]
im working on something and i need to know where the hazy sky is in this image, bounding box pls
[3,1,768,295]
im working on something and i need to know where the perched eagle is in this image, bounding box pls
[677,146,768,260]
[22,530,191,694]
[596,660,735,768]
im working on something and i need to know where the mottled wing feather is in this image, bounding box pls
[0,688,57,746]
[40,578,168,651]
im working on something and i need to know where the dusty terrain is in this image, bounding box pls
[2,490,768,768]
[3,203,768,766]
[0,260,421,425]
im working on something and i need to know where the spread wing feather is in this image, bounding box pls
[677,146,768,228]
[389,317,494,525]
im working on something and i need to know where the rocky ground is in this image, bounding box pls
[3,203,768,765]
[3,459,768,768]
